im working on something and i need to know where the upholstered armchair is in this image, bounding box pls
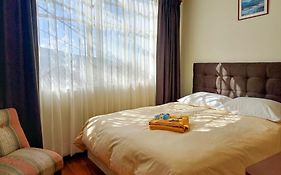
[0,108,63,175]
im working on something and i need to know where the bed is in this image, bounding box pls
[77,62,281,175]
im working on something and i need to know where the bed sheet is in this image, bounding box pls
[81,102,281,175]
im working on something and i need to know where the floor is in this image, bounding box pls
[62,153,105,175]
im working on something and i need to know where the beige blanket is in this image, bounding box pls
[80,102,281,175]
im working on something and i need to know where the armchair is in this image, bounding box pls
[0,108,63,175]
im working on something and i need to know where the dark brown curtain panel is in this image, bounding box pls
[156,0,182,105]
[0,0,42,147]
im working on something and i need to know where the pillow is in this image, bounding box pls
[0,108,30,156]
[222,97,281,122]
[177,92,231,109]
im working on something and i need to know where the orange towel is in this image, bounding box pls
[149,117,189,133]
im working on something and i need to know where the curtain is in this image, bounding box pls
[37,0,158,156]
[156,0,181,105]
[0,0,42,147]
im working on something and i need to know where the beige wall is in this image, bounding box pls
[181,0,281,96]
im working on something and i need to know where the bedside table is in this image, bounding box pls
[246,152,281,175]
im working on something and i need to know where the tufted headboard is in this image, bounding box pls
[193,63,281,103]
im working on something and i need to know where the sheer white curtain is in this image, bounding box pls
[37,0,158,156]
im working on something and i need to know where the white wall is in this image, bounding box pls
[181,0,281,96]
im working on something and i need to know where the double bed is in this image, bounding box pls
[76,63,281,175]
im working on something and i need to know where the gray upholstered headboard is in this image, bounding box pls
[193,63,281,103]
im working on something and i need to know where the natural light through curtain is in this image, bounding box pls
[37,0,158,156]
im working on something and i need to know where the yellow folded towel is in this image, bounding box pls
[149,117,189,133]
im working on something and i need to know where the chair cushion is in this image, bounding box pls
[0,148,63,175]
[0,108,30,156]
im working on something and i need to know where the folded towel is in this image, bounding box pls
[149,117,189,133]
[149,124,188,133]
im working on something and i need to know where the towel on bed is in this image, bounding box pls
[149,117,189,133]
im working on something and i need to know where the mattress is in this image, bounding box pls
[81,102,281,175]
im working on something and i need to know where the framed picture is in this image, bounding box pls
[238,0,269,20]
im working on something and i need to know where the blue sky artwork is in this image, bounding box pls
[241,0,265,16]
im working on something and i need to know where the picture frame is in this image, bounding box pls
[238,0,269,20]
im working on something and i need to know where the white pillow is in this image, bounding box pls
[222,97,281,122]
[178,92,231,109]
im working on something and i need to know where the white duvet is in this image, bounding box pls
[82,102,281,175]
